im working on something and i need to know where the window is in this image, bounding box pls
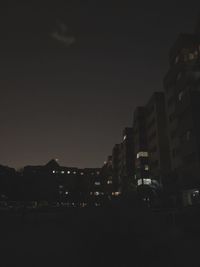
[189,53,194,60]
[143,179,152,185]
[136,151,148,159]
[67,171,71,174]
[123,135,127,141]
[178,91,184,101]
[144,165,149,171]
[61,170,65,174]
[137,179,143,186]
[95,182,101,186]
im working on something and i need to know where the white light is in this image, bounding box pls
[73,171,77,175]
[81,172,84,176]
[137,179,143,186]
[65,191,69,195]
[143,179,152,185]
[59,185,64,189]
[67,171,71,174]
[61,171,65,174]
[94,192,100,196]
[123,135,127,141]
[136,152,148,159]
[52,170,56,174]
[145,165,149,171]
[95,182,101,186]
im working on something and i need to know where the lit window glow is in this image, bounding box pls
[123,135,127,141]
[107,180,113,185]
[94,192,100,196]
[61,171,65,174]
[52,170,56,174]
[67,171,71,174]
[137,179,143,186]
[145,165,149,171]
[95,182,101,186]
[143,179,152,185]
[137,151,148,159]
[112,192,121,196]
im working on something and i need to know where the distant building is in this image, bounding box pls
[163,23,200,206]
[118,128,134,193]
[133,107,149,187]
[145,92,170,188]
[112,144,121,190]
[133,93,170,206]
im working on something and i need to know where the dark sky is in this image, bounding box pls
[0,0,200,169]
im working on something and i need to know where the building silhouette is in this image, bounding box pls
[164,22,200,206]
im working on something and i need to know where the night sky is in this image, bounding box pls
[1,1,200,169]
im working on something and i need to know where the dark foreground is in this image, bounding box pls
[0,205,200,267]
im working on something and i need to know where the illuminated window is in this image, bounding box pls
[123,135,127,141]
[95,182,101,186]
[94,192,100,196]
[137,179,143,186]
[52,170,56,174]
[107,180,113,185]
[59,185,64,189]
[61,170,65,174]
[136,152,148,159]
[67,171,71,174]
[80,172,84,176]
[96,171,100,175]
[145,165,149,171]
[65,191,69,195]
[143,179,152,185]
[73,171,77,175]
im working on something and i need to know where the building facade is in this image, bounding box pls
[164,25,200,206]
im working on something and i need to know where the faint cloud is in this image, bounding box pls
[51,21,75,47]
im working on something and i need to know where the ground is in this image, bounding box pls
[0,206,200,267]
